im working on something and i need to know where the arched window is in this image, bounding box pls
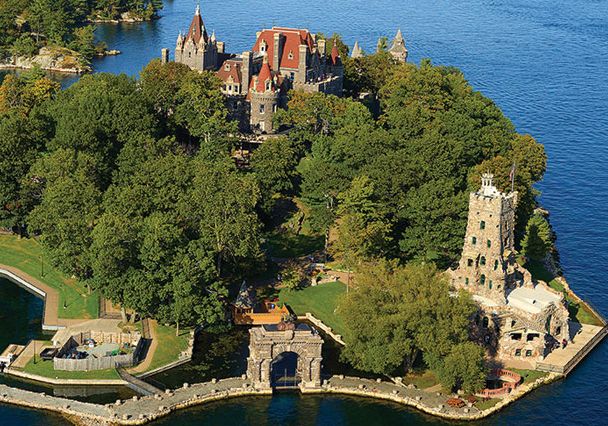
[465,278,469,285]
[494,260,499,270]
[480,221,486,230]
[487,239,492,248]
[489,280,493,289]
[482,317,489,328]
[480,256,486,266]
[480,274,486,285]
[467,259,474,267]
[472,236,477,245]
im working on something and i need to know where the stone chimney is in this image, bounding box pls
[318,39,326,56]
[161,48,169,64]
[297,44,308,83]
[242,51,252,94]
[272,32,281,71]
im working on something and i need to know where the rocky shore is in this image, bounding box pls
[0,47,90,74]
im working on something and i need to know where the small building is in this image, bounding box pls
[232,281,290,325]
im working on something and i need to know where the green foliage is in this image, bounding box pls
[338,262,479,378]
[521,213,552,260]
[11,35,38,57]
[281,267,305,291]
[251,136,300,214]
[435,342,486,393]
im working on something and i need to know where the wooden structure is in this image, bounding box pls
[232,281,290,325]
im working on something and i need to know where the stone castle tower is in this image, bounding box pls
[388,29,408,63]
[453,173,518,304]
[174,4,224,71]
[249,55,280,133]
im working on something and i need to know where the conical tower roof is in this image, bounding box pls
[351,41,363,58]
[330,40,341,65]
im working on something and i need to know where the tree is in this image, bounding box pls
[435,342,486,394]
[281,267,305,291]
[185,157,262,276]
[339,261,478,376]
[251,136,300,214]
[333,176,392,266]
[521,213,553,261]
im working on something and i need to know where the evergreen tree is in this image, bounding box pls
[521,213,553,260]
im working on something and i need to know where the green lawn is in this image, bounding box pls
[279,281,347,336]
[511,368,548,384]
[0,235,98,319]
[144,324,191,372]
[22,358,120,380]
[475,398,501,411]
[402,369,439,389]
[523,259,603,326]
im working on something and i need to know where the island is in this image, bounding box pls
[0,0,162,74]
[0,5,604,425]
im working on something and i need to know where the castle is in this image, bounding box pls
[449,174,570,365]
[162,5,407,134]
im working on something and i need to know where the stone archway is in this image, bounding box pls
[247,323,323,390]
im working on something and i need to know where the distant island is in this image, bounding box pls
[0,0,162,73]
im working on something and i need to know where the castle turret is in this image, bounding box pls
[452,173,518,304]
[388,29,408,62]
[173,4,220,71]
[249,55,280,134]
[351,41,363,59]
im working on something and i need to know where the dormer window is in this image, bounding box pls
[224,63,231,71]
[265,81,271,91]
[260,41,267,52]
[288,50,294,60]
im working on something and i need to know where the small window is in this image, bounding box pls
[487,239,492,248]
[515,349,522,356]
[511,333,522,341]
[228,85,232,91]
[480,221,486,230]
[511,320,516,327]
[480,256,486,266]
[259,104,265,114]
[494,260,499,270]
[290,72,295,81]
[525,350,532,357]
[467,259,473,267]
[465,278,469,286]
[480,274,486,285]
[556,326,561,336]
[288,50,294,60]
[224,63,231,71]
[472,236,477,245]
[489,280,493,289]
[527,333,539,341]
[482,317,489,328]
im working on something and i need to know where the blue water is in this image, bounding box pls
[2,0,608,424]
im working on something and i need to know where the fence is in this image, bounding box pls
[53,332,143,371]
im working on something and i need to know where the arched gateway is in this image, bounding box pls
[247,322,323,390]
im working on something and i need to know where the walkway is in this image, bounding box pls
[117,368,162,396]
[0,265,86,330]
[537,321,607,374]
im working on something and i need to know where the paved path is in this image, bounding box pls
[129,319,158,375]
[0,265,86,330]
[538,322,606,374]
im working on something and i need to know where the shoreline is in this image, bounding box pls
[0,373,565,425]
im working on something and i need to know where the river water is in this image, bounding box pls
[1,0,608,424]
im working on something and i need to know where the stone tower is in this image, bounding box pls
[249,55,280,133]
[174,4,220,71]
[351,41,363,59]
[453,173,518,304]
[388,29,408,63]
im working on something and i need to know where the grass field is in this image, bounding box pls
[264,231,324,259]
[511,368,548,384]
[475,398,501,410]
[0,235,98,319]
[22,358,120,380]
[402,369,440,389]
[144,323,191,372]
[279,281,347,336]
[523,259,603,326]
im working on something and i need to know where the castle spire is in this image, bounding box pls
[330,40,340,65]
[195,1,201,16]
[351,41,363,58]
[388,28,408,62]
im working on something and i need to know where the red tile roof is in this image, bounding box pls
[217,60,242,84]
[252,27,315,70]
[330,41,340,65]
[186,10,207,44]
[256,56,275,92]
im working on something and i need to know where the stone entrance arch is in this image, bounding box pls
[247,322,323,390]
